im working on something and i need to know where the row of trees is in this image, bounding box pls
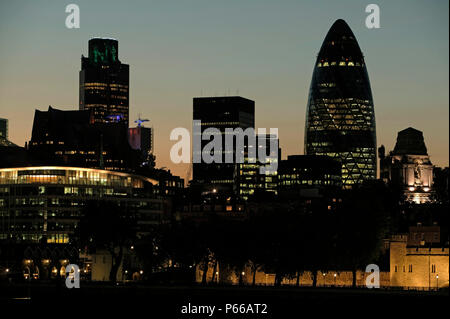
[76,181,393,286]
[154,181,392,286]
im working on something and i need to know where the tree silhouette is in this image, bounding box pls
[334,181,391,287]
[77,200,136,283]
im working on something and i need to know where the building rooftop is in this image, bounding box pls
[393,127,428,155]
[0,166,158,187]
[318,19,364,61]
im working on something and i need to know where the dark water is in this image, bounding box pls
[1,282,447,317]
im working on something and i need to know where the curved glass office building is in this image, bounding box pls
[305,19,376,188]
[0,166,165,243]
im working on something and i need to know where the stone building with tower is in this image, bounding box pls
[379,127,434,203]
[389,226,448,289]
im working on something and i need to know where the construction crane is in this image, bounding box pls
[134,115,149,127]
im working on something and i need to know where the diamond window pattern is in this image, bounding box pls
[305,20,376,188]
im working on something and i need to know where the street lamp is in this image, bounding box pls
[322,273,326,287]
[239,272,245,286]
[334,273,337,287]
[436,275,439,290]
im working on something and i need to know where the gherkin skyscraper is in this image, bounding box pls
[305,19,376,188]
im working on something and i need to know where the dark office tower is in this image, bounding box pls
[305,19,376,188]
[79,38,130,126]
[0,117,28,167]
[128,125,154,166]
[237,133,280,200]
[278,155,342,199]
[0,118,7,139]
[193,96,255,196]
[28,106,140,171]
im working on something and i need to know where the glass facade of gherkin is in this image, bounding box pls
[305,19,376,188]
